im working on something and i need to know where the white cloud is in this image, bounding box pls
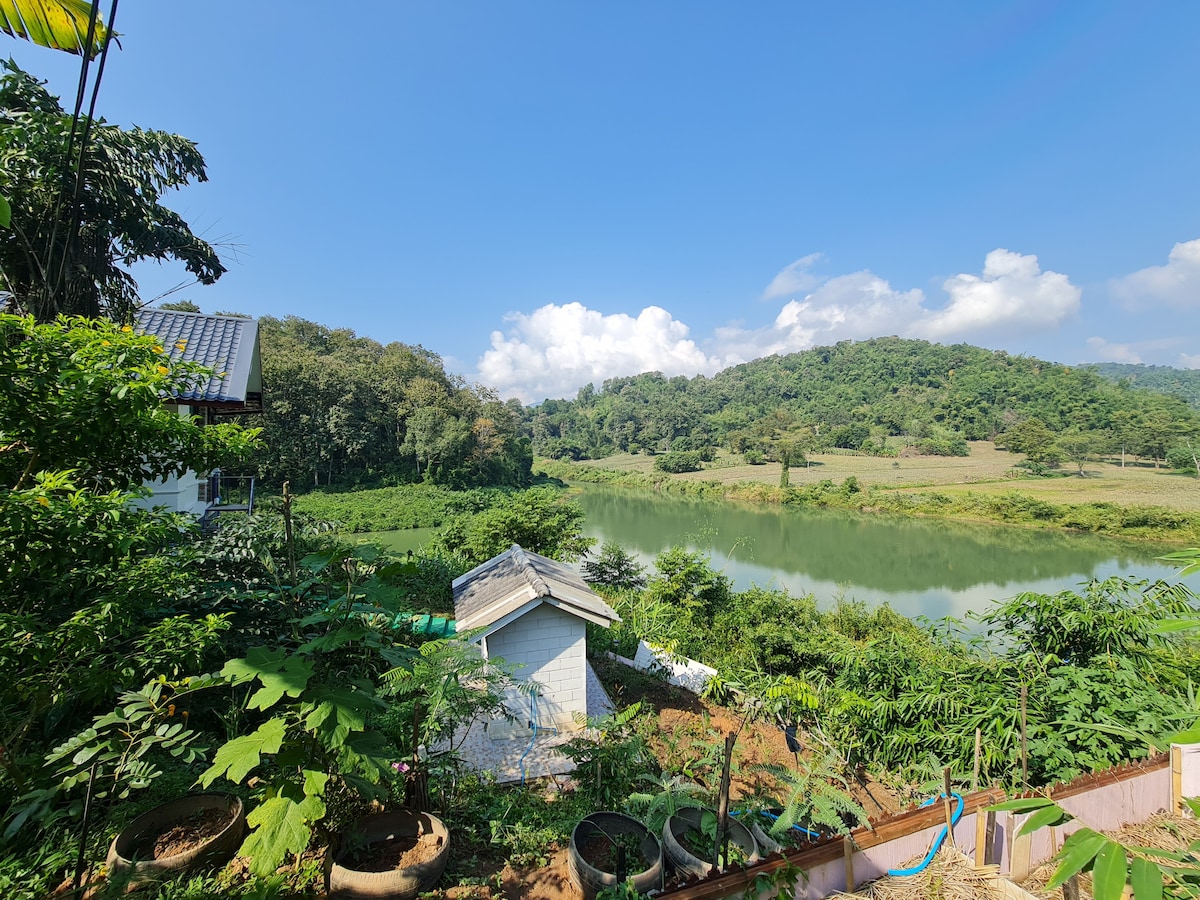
[1111,238,1200,308]
[922,249,1081,340]
[476,250,1081,402]
[1180,353,1200,369]
[476,302,725,402]
[1086,337,1142,364]
[716,249,1079,361]
[762,252,824,299]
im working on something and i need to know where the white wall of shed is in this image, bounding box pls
[483,603,587,738]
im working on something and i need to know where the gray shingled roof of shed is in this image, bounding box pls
[135,309,262,406]
[452,544,619,634]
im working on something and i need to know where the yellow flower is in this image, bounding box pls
[121,324,132,333]
[157,365,169,375]
[101,340,111,346]
[154,345,164,354]
[36,496,49,507]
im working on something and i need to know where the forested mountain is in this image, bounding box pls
[242,316,532,489]
[526,337,1200,466]
[1085,362,1200,410]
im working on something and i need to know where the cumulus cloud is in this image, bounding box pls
[1112,238,1200,308]
[476,302,725,402]
[762,252,824,299]
[476,250,1081,402]
[1086,337,1142,364]
[922,249,1081,340]
[716,249,1079,360]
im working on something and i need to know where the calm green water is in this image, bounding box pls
[357,485,1200,621]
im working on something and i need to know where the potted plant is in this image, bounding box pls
[327,810,450,900]
[569,811,663,899]
[662,806,760,877]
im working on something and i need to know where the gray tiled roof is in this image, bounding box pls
[135,309,262,406]
[453,545,619,634]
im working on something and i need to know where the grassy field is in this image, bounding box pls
[573,441,1200,512]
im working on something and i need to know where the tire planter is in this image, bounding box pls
[569,811,663,900]
[327,810,450,900]
[106,793,245,885]
[662,807,760,878]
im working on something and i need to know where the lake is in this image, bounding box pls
[357,484,1200,621]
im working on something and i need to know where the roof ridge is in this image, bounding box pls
[510,544,551,598]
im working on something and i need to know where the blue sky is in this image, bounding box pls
[7,2,1200,401]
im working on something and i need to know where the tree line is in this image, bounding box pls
[525,337,1200,471]
[233,314,532,491]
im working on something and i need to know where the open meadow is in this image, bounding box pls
[582,442,1200,513]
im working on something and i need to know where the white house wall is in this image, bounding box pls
[484,603,587,738]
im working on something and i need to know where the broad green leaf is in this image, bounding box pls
[988,797,1057,814]
[1046,828,1109,889]
[0,193,10,228]
[241,790,326,877]
[302,769,329,798]
[1092,841,1127,900]
[223,647,313,710]
[1017,802,1072,837]
[1130,856,1162,900]
[0,0,107,55]
[198,718,285,787]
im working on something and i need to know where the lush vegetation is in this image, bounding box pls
[0,61,223,322]
[584,542,1200,792]
[526,337,1200,473]
[234,315,533,491]
[1088,362,1200,410]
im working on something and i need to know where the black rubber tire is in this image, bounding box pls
[662,807,760,878]
[327,811,450,900]
[106,793,245,885]
[569,811,663,900]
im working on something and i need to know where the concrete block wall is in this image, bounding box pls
[484,604,587,738]
[129,469,208,518]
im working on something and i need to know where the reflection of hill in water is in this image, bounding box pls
[574,486,1165,594]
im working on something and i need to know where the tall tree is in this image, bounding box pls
[0,62,224,321]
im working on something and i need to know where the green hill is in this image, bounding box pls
[526,337,1200,466]
[1084,362,1200,410]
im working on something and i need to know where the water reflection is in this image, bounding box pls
[572,485,1199,620]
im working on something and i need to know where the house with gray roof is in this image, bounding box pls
[453,544,619,741]
[129,308,263,519]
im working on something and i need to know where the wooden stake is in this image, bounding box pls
[943,767,956,847]
[713,731,736,870]
[843,836,855,892]
[1171,744,1184,815]
[973,727,981,793]
[1019,684,1028,787]
[983,811,997,866]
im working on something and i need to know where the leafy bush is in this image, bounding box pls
[654,451,704,473]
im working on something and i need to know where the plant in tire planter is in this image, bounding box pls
[106,793,245,885]
[663,807,759,877]
[569,812,663,900]
[328,810,450,900]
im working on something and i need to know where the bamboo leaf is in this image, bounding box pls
[1130,856,1162,900]
[988,797,1057,814]
[1018,803,1073,837]
[1046,829,1109,889]
[1091,841,1127,900]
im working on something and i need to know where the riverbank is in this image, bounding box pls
[536,442,1200,543]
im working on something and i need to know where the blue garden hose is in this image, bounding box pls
[735,809,822,841]
[518,690,557,785]
[887,792,964,876]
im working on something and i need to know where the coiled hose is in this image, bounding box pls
[886,792,964,876]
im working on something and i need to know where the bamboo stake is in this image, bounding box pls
[1019,684,1028,787]
[943,767,956,847]
[973,727,981,793]
[713,731,736,870]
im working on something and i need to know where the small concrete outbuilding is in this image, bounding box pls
[447,544,618,781]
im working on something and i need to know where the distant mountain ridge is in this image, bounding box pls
[1083,362,1200,410]
[525,337,1200,463]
